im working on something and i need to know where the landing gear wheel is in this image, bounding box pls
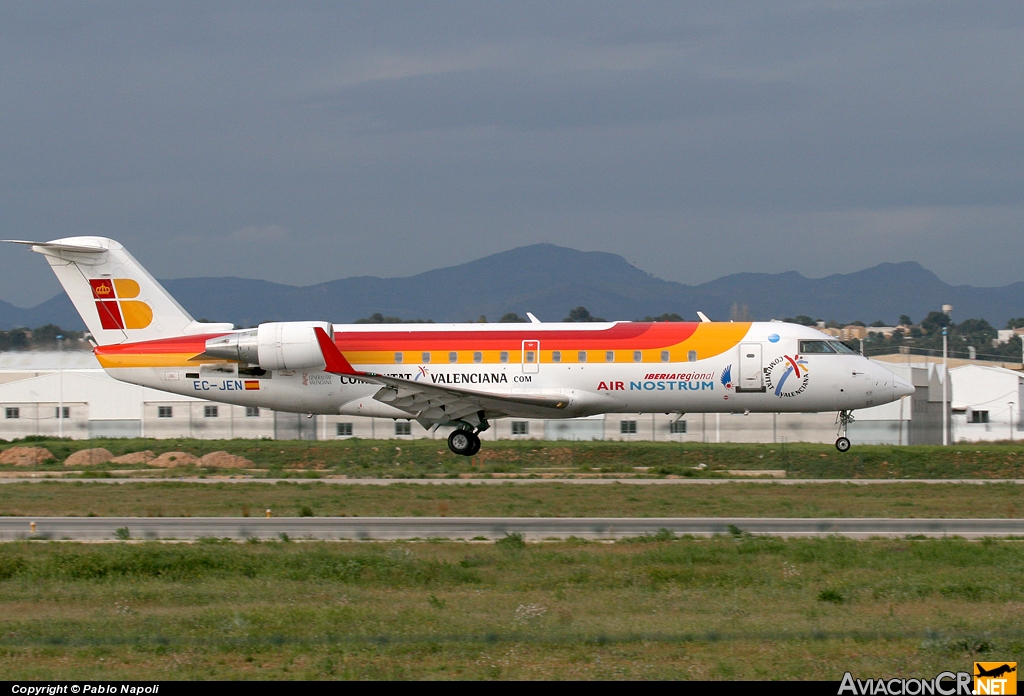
[448,429,481,456]
[834,410,854,453]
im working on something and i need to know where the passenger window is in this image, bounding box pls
[799,340,836,354]
[552,351,561,363]
[606,351,615,362]
[828,341,858,354]
[661,350,669,362]
[687,350,697,362]
[422,352,431,363]
[500,351,509,363]
[633,351,642,362]
[578,351,587,363]
[449,351,458,363]
[525,350,536,363]
[394,352,403,364]
[473,351,482,363]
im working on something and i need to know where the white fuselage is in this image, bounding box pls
[101,322,912,420]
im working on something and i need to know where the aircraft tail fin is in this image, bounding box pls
[4,236,233,346]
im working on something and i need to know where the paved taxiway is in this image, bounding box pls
[3,517,1023,540]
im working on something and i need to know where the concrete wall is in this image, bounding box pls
[0,401,89,439]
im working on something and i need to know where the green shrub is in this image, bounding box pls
[818,589,845,604]
[495,532,526,550]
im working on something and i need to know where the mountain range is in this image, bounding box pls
[1,244,1022,330]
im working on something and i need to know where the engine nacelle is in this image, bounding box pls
[204,321,334,371]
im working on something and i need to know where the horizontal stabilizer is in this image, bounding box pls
[3,239,108,254]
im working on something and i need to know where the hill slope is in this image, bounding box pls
[2,244,1021,329]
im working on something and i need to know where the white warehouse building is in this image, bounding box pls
[0,351,1018,444]
[950,364,1024,442]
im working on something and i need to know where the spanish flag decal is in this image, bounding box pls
[244,380,260,391]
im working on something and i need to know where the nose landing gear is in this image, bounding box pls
[835,410,854,452]
[448,428,481,456]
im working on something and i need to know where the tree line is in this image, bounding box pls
[0,324,88,351]
[6,311,1022,364]
[784,312,1024,362]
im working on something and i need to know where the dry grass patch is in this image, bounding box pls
[0,480,1022,519]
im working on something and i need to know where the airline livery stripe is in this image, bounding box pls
[334,323,704,349]
[94,323,753,369]
[96,353,228,369]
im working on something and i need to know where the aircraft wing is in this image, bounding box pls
[363,373,569,422]
[313,328,569,425]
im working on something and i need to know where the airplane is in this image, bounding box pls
[5,237,915,455]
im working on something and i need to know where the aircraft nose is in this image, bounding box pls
[893,374,914,399]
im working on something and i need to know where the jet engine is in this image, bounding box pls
[203,321,334,371]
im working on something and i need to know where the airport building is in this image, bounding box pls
[949,364,1024,442]
[0,351,1019,444]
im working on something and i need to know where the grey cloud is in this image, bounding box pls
[0,2,1022,308]
[313,67,809,132]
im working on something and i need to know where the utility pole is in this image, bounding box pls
[898,394,904,447]
[57,337,64,439]
[58,366,63,438]
[942,326,948,446]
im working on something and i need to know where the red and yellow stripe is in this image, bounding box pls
[94,322,752,370]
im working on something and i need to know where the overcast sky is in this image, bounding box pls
[1,1,1022,307]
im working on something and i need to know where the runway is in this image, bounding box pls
[3,516,1023,540]
[1,477,1023,485]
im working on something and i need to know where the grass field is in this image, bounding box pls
[0,538,1021,679]
[0,481,1022,518]
[4,438,1024,479]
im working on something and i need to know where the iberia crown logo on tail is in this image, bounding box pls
[89,279,153,330]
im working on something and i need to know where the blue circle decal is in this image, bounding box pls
[768,334,780,343]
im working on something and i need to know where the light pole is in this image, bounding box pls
[57,366,63,439]
[942,326,948,446]
[1010,401,1015,443]
[57,335,63,439]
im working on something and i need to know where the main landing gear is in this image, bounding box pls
[835,410,854,452]
[448,428,481,456]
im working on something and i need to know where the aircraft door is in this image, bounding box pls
[522,340,540,374]
[737,343,765,392]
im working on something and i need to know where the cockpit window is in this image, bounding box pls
[828,341,858,354]
[799,340,836,354]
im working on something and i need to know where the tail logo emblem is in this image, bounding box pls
[89,279,153,330]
